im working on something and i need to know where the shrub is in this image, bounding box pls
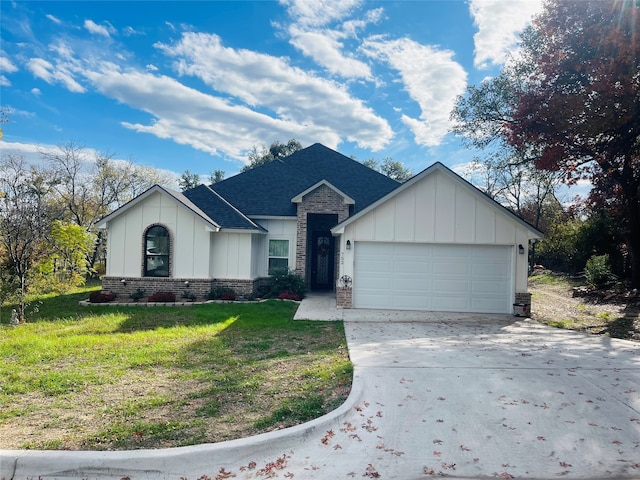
[585,254,613,288]
[207,286,236,300]
[89,291,116,303]
[148,291,176,303]
[277,290,300,301]
[181,290,197,301]
[129,288,146,302]
[267,270,306,299]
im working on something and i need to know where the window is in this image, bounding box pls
[268,239,289,274]
[144,225,170,277]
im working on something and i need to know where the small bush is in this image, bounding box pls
[585,254,613,288]
[129,288,146,302]
[277,290,300,301]
[148,291,176,303]
[181,290,197,301]
[89,291,116,303]
[267,270,306,299]
[207,286,236,300]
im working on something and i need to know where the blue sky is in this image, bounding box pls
[1,0,547,185]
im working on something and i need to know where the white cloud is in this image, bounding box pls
[83,68,340,160]
[84,19,112,38]
[288,27,372,79]
[26,57,85,93]
[123,26,143,36]
[279,0,363,28]
[146,64,158,71]
[0,55,18,73]
[155,32,392,151]
[470,0,543,69]
[362,37,467,147]
[279,1,381,80]
[46,14,62,24]
[31,87,41,96]
[0,54,16,86]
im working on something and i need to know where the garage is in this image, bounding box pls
[332,162,543,312]
[353,242,513,313]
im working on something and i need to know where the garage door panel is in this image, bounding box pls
[394,295,429,310]
[354,242,512,313]
[393,277,429,291]
[472,281,509,295]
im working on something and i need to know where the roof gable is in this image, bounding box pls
[332,162,544,239]
[291,180,355,205]
[95,184,221,231]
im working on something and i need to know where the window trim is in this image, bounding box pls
[268,238,290,274]
[143,224,172,277]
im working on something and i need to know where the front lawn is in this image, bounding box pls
[0,286,352,450]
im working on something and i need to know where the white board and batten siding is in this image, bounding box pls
[105,191,212,279]
[339,169,534,314]
[252,218,297,277]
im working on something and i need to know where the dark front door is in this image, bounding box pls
[311,231,335,290]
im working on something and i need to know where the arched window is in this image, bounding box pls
[144,225,170,277]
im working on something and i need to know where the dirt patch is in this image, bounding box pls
[529,273,640,342]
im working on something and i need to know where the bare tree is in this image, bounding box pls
[0,154,56,322]
[41,142,175,274]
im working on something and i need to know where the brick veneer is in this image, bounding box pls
[295,184,350,287]
[336,286,352,308]
[102,276,268,301]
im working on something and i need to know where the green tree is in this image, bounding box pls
[179,169,201,191]
[242,139,303,172]
[41,142,172,275]
[210,169,225,184]
[0,154,56,322]
[48,220,96,286]
[452,0,640,285]
[361,157,413,182]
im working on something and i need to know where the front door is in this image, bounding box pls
[310,231,335,290]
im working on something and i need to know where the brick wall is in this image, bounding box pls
[102,276,266,301]
[514,292,532,305]
[336,286,352,308]
[295,184,350,285]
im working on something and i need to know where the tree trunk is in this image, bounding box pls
[626,214,640,289]
[621,169,640,289]
[87,230,104,279]
[18,273,26,323]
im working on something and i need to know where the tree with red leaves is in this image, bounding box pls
[453,0,640,286]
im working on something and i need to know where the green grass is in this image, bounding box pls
[0,285,352,450]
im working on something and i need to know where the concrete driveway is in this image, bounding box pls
[2,310,639,479]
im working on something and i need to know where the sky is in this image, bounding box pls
[0,0,551,188]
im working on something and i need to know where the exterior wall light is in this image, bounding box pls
[120,278,127,286]
[346,240,352,250]
[184,280,190,287]
[518,244,525,255]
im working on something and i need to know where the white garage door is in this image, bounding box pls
[353,242,513,313]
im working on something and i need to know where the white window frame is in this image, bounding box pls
[268,238,290,274]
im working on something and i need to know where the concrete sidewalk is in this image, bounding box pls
[2,299,640,479]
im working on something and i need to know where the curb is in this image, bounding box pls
[1,375,363,480]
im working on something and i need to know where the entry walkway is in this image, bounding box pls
[2,299,639,479]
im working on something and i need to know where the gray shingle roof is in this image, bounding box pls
[182,184,265,232]
[209,143,400,216]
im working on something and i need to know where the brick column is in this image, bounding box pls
[295,184,350,285]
